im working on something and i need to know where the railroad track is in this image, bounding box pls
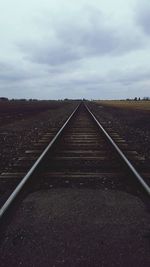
[0,102,150,267]
[0,102,149,219]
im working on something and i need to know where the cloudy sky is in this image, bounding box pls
[0,0,150,99]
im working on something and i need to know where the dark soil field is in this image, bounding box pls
[0,100,72,126]
[88,101,150,169]
[0,100,78,174]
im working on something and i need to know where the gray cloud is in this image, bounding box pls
[55,7,117,56]
[111,68,150,86]
[136,1,150,35]
[0,62,35,82]
[29,43,81,66]
[0,0,150,99]
[19,22,117,66]
[19,5,143,68]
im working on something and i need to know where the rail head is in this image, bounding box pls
[84,103,150,196]
[0,103,81,219]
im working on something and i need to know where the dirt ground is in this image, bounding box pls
[0,100,66,126]
[88,101,150,167]
[0,188,150,267]
[94,100,150,111]
[0,101,78,174]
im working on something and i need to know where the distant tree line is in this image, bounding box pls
[0,97,9,101]
[126,97,150,101]
[0,97,82,102]
[0,97,40,102]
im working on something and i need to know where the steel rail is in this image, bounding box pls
[85,103,150,196]
[0,103,80,219]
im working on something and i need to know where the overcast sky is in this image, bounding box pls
[0,0,150,99]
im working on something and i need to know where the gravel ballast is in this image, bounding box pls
[0,188,150,266]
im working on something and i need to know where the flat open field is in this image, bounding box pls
[95,100,150,111]
[0,100,78,174]
[89,101,150,168]
[0,100,72,126]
